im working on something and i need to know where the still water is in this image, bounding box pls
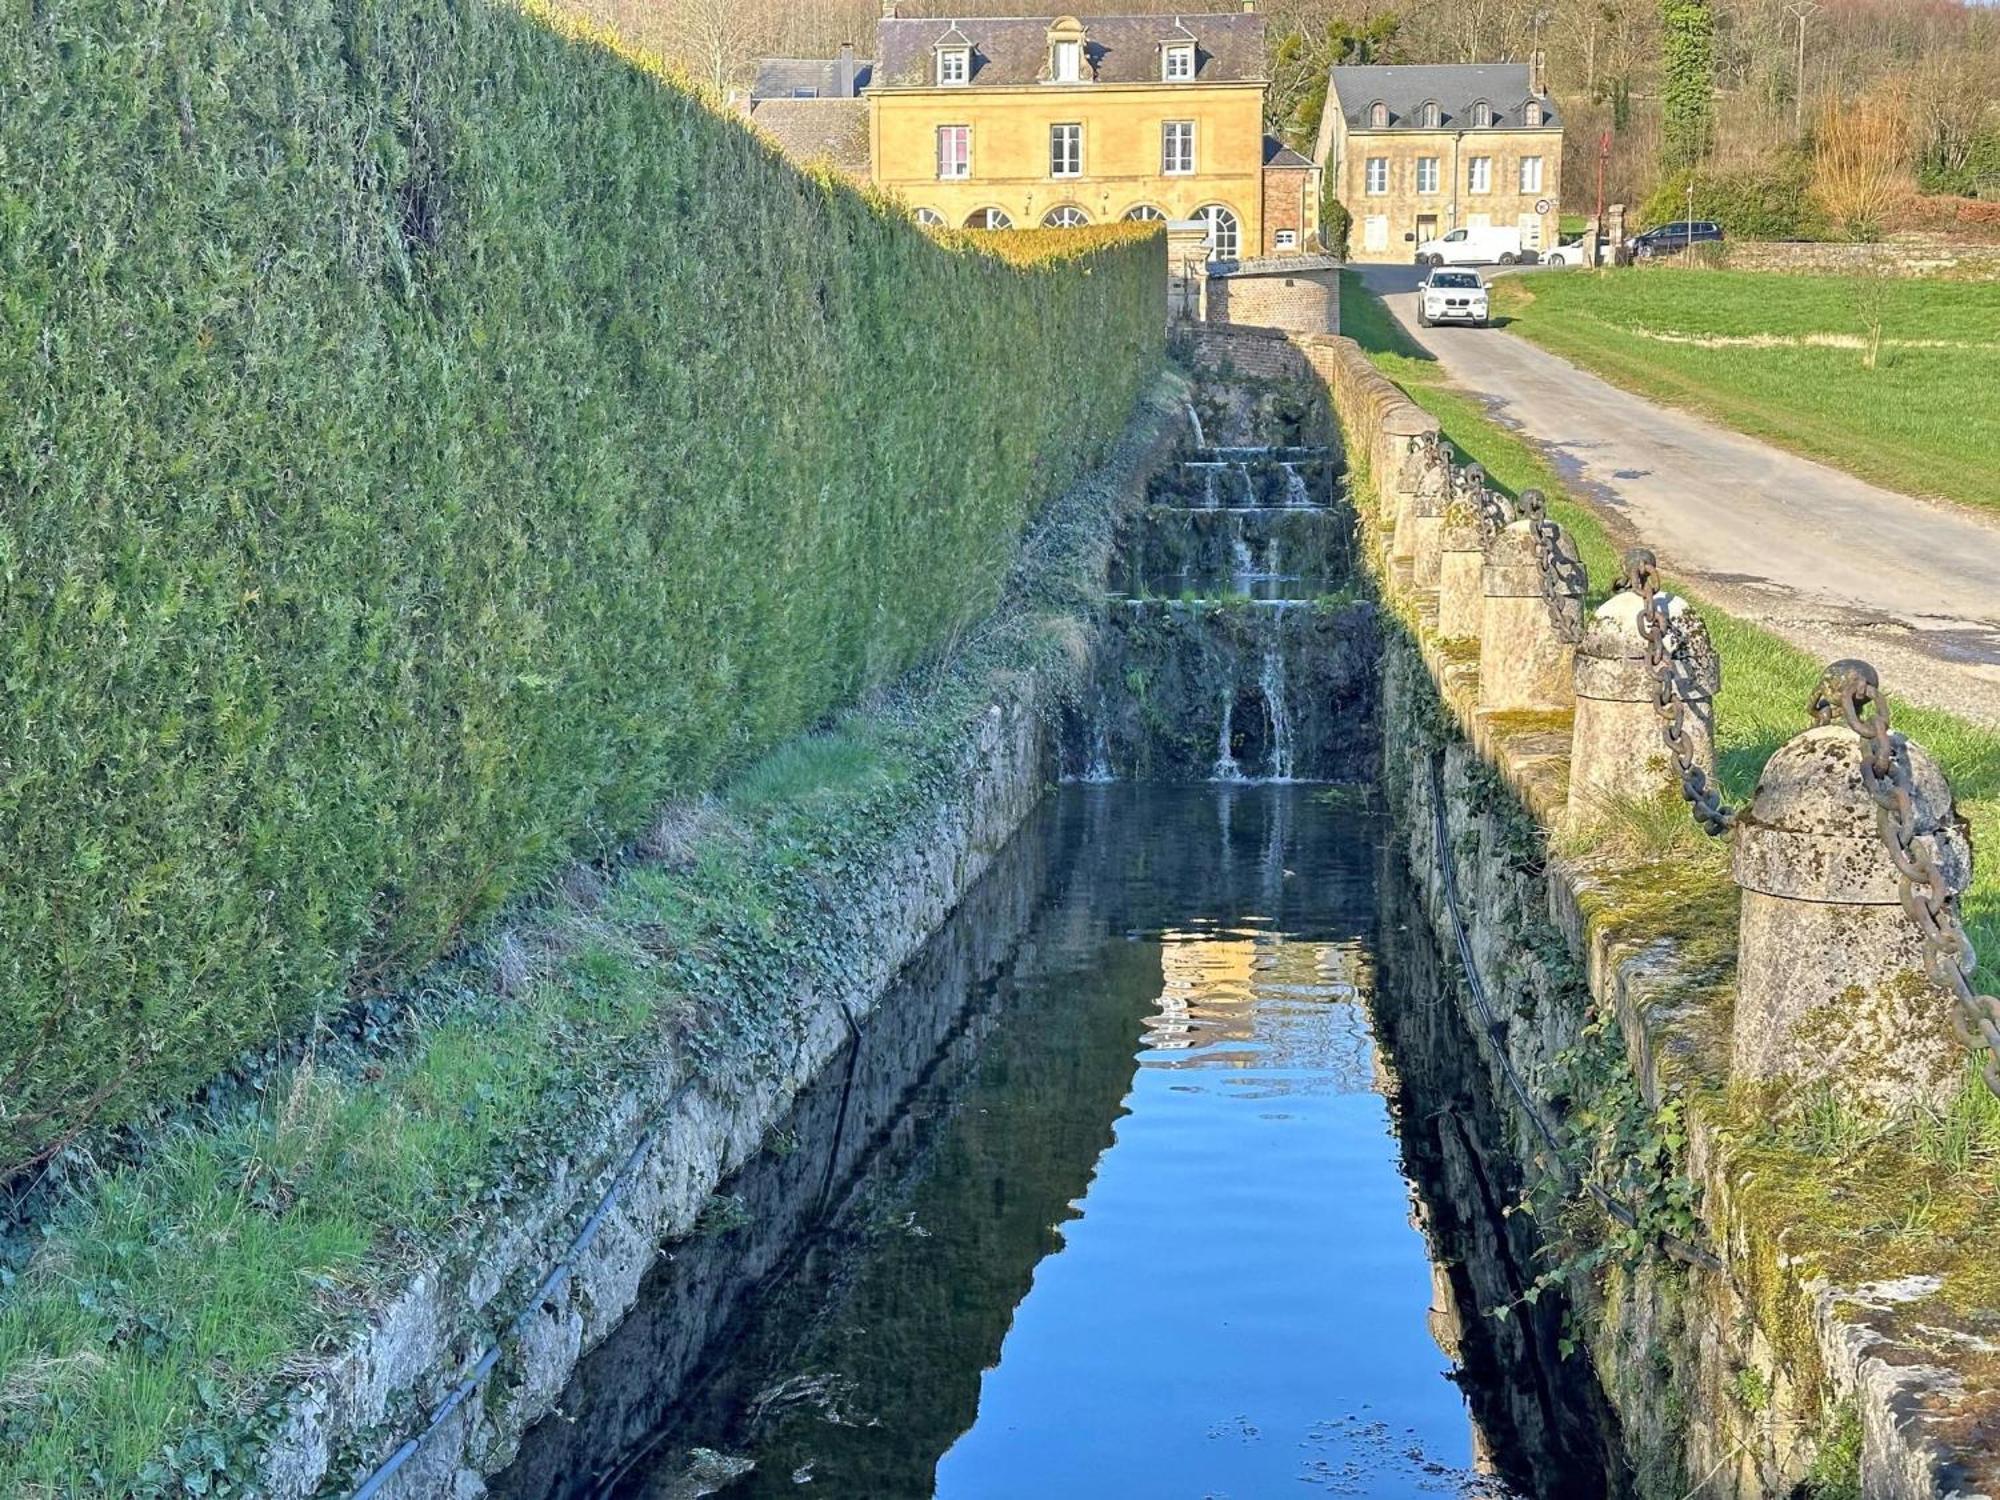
[497,787,1616,1500]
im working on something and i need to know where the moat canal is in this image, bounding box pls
[495,786,1623,1500]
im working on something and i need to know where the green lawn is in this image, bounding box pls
[1340,270,1997,992]
[1488,269,2000,514]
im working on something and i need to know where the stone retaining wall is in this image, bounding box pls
[1309,331,1993,1499]
[1649,236,2000,280]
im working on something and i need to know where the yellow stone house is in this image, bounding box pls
[747,6,1317,262]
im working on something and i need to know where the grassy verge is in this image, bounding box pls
[1340,269,1996,993]
[0,374,1184,1500]
[1488,269,2000,514]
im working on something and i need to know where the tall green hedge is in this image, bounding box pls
[0,0,1163,1173]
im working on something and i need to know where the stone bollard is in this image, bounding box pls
[1567,589,1720,820]
[1392,435,1451,583]
[1732,665,1974,1115]
[1380,407,1440,543]
[1478,505,1582,713]
[1435,496,1486,639]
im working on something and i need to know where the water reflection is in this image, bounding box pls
[493,787,1619,1500]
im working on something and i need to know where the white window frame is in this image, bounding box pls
[1362,214,1389,252]
[1368,101,1388,128]
[1124,204,1166,222]
[1468,156,1492,194]
[1471,100,1493,128]
[1416,156,1439,194]
[790,87,818,99]
[937,125,971,180]
[1053,39,1082,82]
[913,208,945,227]
[936,47,969,86]
[1042,204,1090,228]
[1365,156,1388,195]
[967,206,1013,229]
[1274,229,1298,250]
[1162,120,1194,175]
[1420,101,1440,128]
[1519,155,1544,193]
[1050,122,1082,178]
[1525,100,1544,127]
[1195,203,1239,260]
[1163,41,1194,81]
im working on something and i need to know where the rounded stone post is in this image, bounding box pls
[1392,437,1450,584]
[1479,516,1581,713]
[1381,408,1439,547]
[1436,498,1485,639]
[1567,591,1719,820]
[1732,710,1973,1115]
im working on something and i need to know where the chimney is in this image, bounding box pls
[1529,47,1547,98]
[1240,0,1256,10]
[881,1,898,17]
[837,41,856,97]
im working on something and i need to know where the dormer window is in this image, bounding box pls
[1420,100,1440,128]
[1368,100,1389,128]
[1524,99,1544,126]
[937,46,969,85]
[1163,41,1194,81]
[1047,17,1087,83]
[1471,100,1493,127]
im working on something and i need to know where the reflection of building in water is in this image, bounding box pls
[1140,928,1379,1094]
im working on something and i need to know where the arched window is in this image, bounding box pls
[1123,204,1166,222]
[913,207,946,228]
[1042,204,1091,228]
[1524,100,1544,127]
[965,206,1014,229]
[1194,203,1239,260]
[1368,100,1389,128]
[1420,100,1440,128]
[1471,100,1493,128]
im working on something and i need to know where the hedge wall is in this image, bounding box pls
[0,0,1164,1173]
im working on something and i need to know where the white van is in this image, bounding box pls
[1414,225,1525,267]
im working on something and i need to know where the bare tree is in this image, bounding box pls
[1811,83,1912,241]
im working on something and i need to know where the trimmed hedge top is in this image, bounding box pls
[0,0,1163,1173]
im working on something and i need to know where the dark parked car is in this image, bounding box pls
[1625,220,1724,262]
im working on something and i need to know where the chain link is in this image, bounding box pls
[1616,548,1735,837]
[1812,660,2000,1098]
[1464,463,1512,542]
[1519,490,1584,644]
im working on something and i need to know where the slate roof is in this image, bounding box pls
[745,100,872,180]
[1263,134,1312,168]
[873,12,1265,89]
[750,56,873,101]
[1329,64,1559,130]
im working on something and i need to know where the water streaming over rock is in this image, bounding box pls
[1068,400,1372,785]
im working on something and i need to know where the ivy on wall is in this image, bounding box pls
[1661,0,1718,173]
[0,0,1164,1172]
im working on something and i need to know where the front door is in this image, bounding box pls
[1416,213,1438,246]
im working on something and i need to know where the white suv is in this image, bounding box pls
[1417,269,1489,329]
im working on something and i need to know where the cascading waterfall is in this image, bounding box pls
[1282,463,1310,508]
[1185,403,1207,450]
[1083,688,1114,783]
[1259,638,1295,783]
[1212,688,1244,782]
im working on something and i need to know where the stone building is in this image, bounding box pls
[748,6,1320,261]
[1313,62,1562,262]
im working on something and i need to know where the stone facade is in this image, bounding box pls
[1314,63,1562,263]
[1683,237,2000,281]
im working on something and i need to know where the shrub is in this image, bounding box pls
[1322,197,1354,261]
[0,0,1164,1173]
[1641,152,1831,239]
[1813,88,1916,241]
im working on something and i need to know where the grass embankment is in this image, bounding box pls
[0,0,1162,1174]
[1488,269,2000,514]
[1344,268,2000,1326]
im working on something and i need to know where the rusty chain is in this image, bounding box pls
[1616,548,1736,837]
[1811,660,2000,1098]
[1463,462,1512,541]
[1519,489,1584,644]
